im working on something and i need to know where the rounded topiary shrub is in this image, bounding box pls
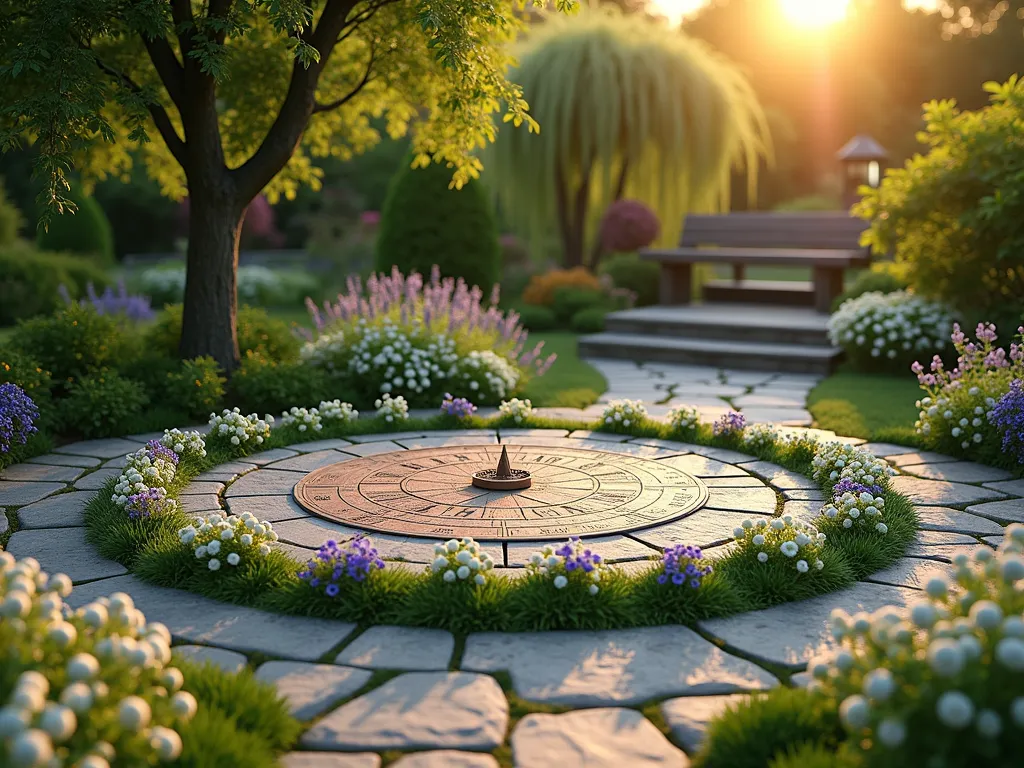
[37,189,116,266]
[600,252,660,306]
[375,157,500,292]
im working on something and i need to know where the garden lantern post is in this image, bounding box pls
[837,135,889,208]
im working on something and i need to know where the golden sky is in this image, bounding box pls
[649,0,941,25]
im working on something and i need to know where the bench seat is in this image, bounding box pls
[640,246,868,267]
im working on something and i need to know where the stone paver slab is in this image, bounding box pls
[858,443,922,457]
[889,452,959,467]
[508,535,658,566]
[397,436,499,450]
[391,751,498,768]
[0,514,8,536]
[916,506,1005,536]
[5,527,126,583]
[67,576,356,661]
[336,626,454,671]
[984,536,1005,547]
[890,476,1005,506]
[27,454,102,468]
[699,582,913,669]
[0,481,65,506]
[630,509,744,550]
[906,530,985,562]
[344,431,425,443]
[225,469,304,497]
[656,454,749,478]
[462,626,776,706]
[705,487,777,515]
[701,476,766,488]
[246,448,301,466]
[864,557,954,590]
[499,429,571,438]
[194,461,257,483]
[256,661,372,720]
[285,438,355,453]
[984,479,1024,496]
[739,408,813,426]
[73,467,123,490]
[172,645,247,672]
[733,393,805,408]
[226,495,311,523]
[0,463,82,482]
[339,441,407,457]
[782,489,824,501]
[511,709,687,768]
[17,491,92,529]
[965,499,1024,524]
[782,500,822,522]
[180,494,222,514]
[567,430,633,443]
[660,694,751,754]
[282,753,380,768]
[301,671,507,751]
[267,450,352,473]
[899,461,1013,484]
[179,482,226,496]
[736,461,818,490]
[53,438,146,459]
[571,440,687,459]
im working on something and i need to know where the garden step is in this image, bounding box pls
[702,279,815,307]
[603,303,831,347]
[578,332,840,375]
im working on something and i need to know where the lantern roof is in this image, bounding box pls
[837,135,889,161]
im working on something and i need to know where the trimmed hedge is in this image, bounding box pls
[0,243,111,324]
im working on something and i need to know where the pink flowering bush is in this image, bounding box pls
[599,199,661,253]
[913,322,1024,465]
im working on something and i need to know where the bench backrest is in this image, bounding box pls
[679,212,869,250]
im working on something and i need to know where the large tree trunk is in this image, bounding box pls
[179,174,247,374]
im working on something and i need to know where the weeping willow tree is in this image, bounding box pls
[489,5,771,268]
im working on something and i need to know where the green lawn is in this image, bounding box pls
[807,370,922,443]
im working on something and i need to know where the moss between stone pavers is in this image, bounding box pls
[79,414,919,635]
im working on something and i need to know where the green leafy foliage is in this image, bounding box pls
[58,370,149,438]
[0,181,23,246]
[0,243,111,324]
[376,159,500,291]
[230,351,335,415]
[37,189,115,266]
[600,252,660,306]
[513,304,558,332]
[552,287,609,324]
[831,262,911,311]
[163,357,227,420]
[145,305,300,363]
[856,76,1024,330]
[570,307,608,333]
[0,348,52,401]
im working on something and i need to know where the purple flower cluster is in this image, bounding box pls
[299,536,386,596]
[990,379,1024,465]
[440,393,477,418]
[658,544,713,588]
[0,383,39,454]
[145,440,179,466]
[60,280,156,322]
[713,411,746,438]
[303,266,556,376]
[555,536,603,573]
[831,479,884,498]
[124,488,177,520]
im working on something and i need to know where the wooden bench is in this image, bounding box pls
[640,212,871,313]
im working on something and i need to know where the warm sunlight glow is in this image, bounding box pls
[649,0,708,26]
[779,0,851,28]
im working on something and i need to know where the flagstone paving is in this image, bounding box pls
[2,426,1021,765]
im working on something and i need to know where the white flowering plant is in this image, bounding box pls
[525,537,607,595]
[808,525,1024,765]
[732,516,826,575]
[666,404,700,436]
[279,406,323,433]
[811,442,894,491]
[207,408,273,455]
[429,538,496,585]
[499,398,534,424]
[111,445,178,509]
[0,554,197,767]
[819,489,888,535]
[600,399,648,433]
[454,350,520,401]
[827,290,953,373]
[177,511,278,572]
[374,393,409,423]
[742,423,780,453]
[318,399,358,423]
[158,429,206,462]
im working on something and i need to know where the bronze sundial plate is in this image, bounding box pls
[293,445,709,541]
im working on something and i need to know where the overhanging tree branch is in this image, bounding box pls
[313,45,376,113]
[141,35,186,108]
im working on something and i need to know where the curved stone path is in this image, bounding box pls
[2,427,1022,767]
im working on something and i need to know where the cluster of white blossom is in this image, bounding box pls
[158,429,206,461]
[915,391,999,449]
[0,554,197,767]
[456,350,520,401]
[111,449,177,507]
[667,404,700,434]
[601,399,647,430]
[208,408,273,451]
[733,516,826,573]
[177,512,277,572]
[525,537,606,594]
[374,393,409,422]
[820,490,888,534]
[811,526,1024,763]
[299,330,347,374]
[430,538,496,585]
[349,322,460,396]
[318,400,358,423]
[499,398,534,424]
[742,423,780,451]
[811,441,894,488]
[279,406,323,433]
[827,291,952,367]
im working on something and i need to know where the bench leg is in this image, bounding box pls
[660,263,693,305]
[812,266,844,313]
[732,264,745,284]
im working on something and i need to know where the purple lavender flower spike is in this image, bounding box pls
[0,384,39,453]
[659,544,712,589]
[991,379,1024,465]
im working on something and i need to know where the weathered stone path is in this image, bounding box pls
[2,427,1021,767]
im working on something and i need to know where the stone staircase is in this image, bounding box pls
[578,303,841,375]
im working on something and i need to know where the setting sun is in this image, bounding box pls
[779,0,851,27]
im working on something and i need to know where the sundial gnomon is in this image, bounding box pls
[293,444,708,541]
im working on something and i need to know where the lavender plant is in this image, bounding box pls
[60,280,156,322]
[0,383,39,455]
[990,379,1024,465]
[713,411,746,439]
[658,544,713,588]
[299,537,386,596]
[440,393,477,419]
